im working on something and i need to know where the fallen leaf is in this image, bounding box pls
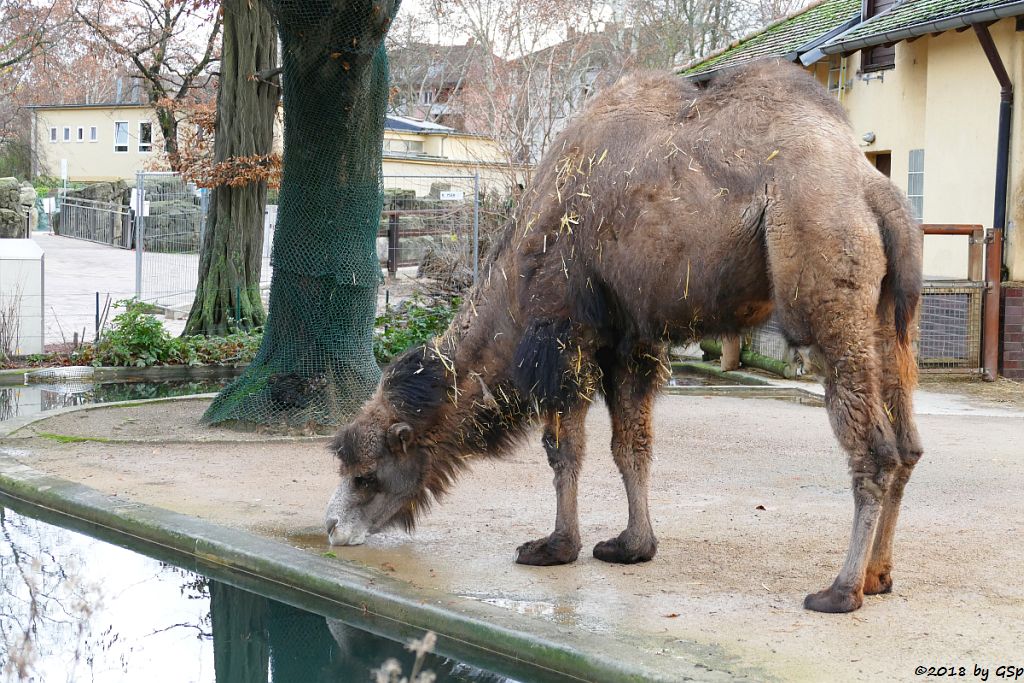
[663,613,680,618]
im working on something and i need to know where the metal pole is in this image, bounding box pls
[387,212,400,277]
[472,172,480,286]
[135,172,144,300]
[95,292,99,340]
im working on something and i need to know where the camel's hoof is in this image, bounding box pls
[863,571,893,595]
[514,535,580,566]
[592,534,657,564]
[803,586,863,613]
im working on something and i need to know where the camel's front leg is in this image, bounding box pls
[593,357,661,564]
[515,407,588,566]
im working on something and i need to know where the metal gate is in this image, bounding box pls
[57,196,132,248]
[380,174,480,282]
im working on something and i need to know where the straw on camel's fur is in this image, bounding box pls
[327,59,924,613]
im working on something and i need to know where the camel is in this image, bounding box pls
[324,59,923,613]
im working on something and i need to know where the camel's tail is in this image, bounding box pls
[866,177,923,344]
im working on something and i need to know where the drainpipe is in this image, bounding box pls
[974,23,1010,381]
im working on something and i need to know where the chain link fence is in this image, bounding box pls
[133,172,206,313]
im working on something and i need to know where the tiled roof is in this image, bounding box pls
[826,0,1024,50]
[682,0,861,78]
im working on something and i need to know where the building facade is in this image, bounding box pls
[684,0,1024,377]
[30,103,160,182]
[29,105,521,194]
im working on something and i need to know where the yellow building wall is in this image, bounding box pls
[821,20,1024,280]
[35,105,526,200]
[35,107,162,182]
[381,156,521,197]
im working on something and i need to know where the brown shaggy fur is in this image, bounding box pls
[328,59,924,613]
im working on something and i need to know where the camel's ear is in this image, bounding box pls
[386,422,414,455]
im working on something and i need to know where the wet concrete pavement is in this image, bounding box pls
[2,391,1023,681]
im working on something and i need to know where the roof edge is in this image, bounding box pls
[24,103,151,110]
[822,1,1024,54]
[680,0,837,74]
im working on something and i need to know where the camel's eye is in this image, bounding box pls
[353,474,377,490]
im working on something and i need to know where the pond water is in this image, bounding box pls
[0,375,234,423]
[0,506,540,682]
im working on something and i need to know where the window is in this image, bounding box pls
[861,0,896,71]
[138,121,153,153]
[89,126,98,142]
[384,139,424,155]
[907,149,924,220]
[861,45,896,72]
[49,127,57,143]
[63,127,71,142]
[114,121,129,153]
[418,89,435,105]
[77,127,85,142]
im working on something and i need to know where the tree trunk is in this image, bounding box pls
[204,0,399,428]
[155,102,180,165]
[184,0,278,336]
[210,581,270,683]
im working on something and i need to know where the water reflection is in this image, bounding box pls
[0,508,514,682]
[0,378,232,423]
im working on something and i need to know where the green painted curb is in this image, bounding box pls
[0,456,758,682]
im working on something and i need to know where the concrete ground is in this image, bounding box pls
[32,231,192,343]
[2,389,1022,682]
[29,232,422,350]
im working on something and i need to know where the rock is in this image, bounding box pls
[0,208,22,238]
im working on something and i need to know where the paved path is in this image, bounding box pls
[31,232,190,344]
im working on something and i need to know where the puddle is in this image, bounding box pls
[665,370,743,387]
[466,596,582,627]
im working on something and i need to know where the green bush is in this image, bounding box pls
[74,299,261,367]
[373,294,460,364]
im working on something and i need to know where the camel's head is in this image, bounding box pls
[325,348,449,546]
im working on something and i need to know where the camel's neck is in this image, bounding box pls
[419,250,532,459]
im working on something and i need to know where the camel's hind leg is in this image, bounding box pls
[592,347,666,564]
[515,405,589,566]
[794,310,902,613]
[863,304,923,595]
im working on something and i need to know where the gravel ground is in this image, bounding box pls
[3,391,1022,682]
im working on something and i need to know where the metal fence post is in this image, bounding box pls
[135,171,144,300]
[199,187,209,246]
[387,211,399,277]
[472,171,480,286]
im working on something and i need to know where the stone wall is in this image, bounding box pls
[0,177,37,238]
[1000,285,1024,379]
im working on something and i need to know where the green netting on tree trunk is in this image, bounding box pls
[204,0,400,430]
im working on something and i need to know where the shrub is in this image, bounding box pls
[73,299,261,367]
[373,293,460,364]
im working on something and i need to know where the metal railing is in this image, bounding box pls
[134,171,205,312]
[57,196,133,249]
